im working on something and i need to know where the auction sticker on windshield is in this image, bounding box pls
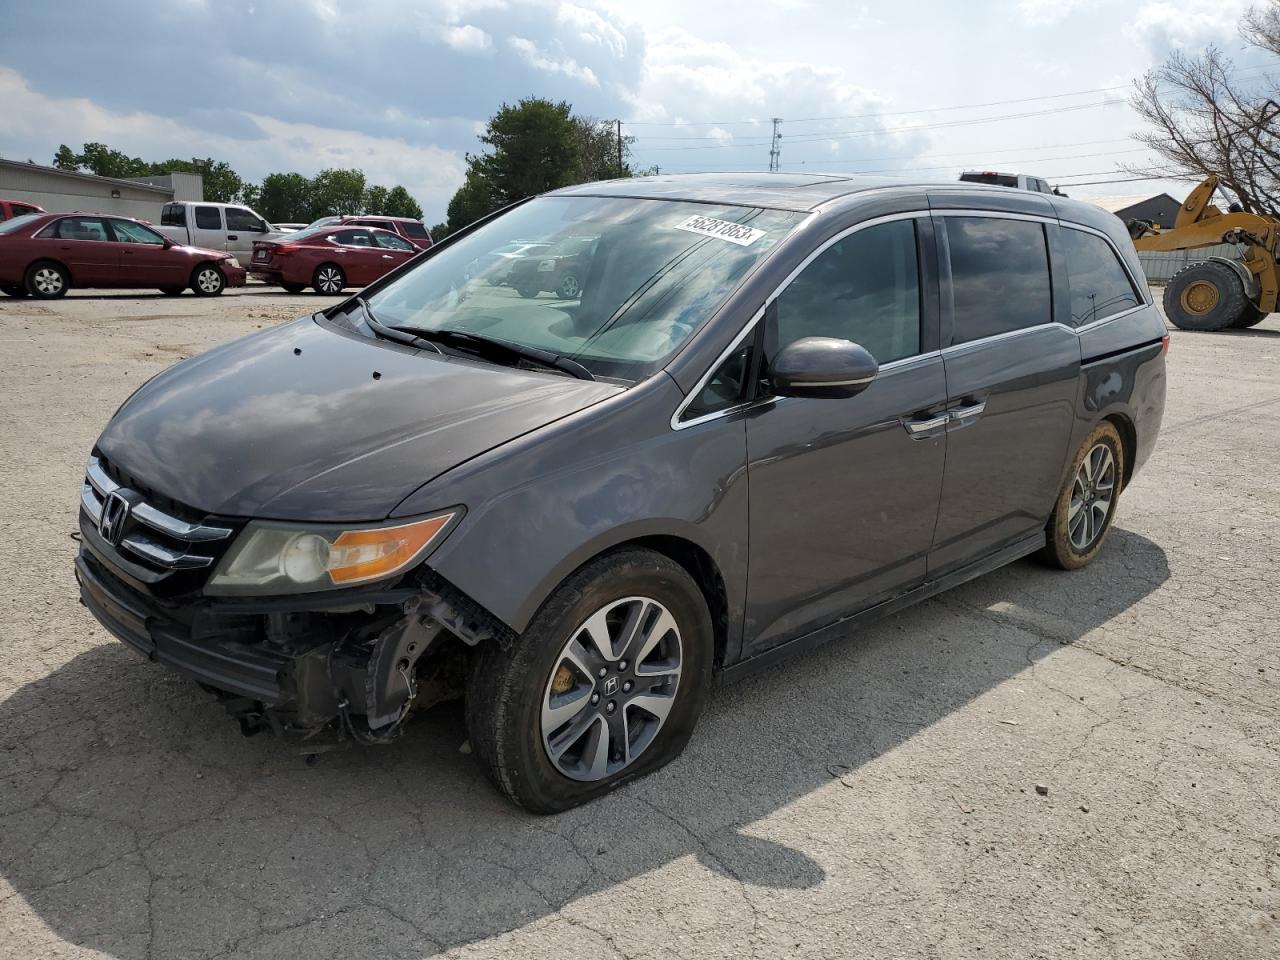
[674,215,767,247]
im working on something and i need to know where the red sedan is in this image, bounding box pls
[0,212,245,299]
[248,224,420,294]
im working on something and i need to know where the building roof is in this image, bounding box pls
[0,157,173,194]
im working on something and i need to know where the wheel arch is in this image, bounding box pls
[26,257,72,283]
[1102,412,1137,491]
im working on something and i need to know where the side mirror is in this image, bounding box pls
[161,237,175,249]
[771,336,879,399]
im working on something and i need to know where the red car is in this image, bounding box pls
[248,224,420,294]
[0,212,245,299]
[0,199,44,222]
[340,215,433,250]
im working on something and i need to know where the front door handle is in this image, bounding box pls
[947,400,987,431]
[382,254,395,259]
[902,412,949,439]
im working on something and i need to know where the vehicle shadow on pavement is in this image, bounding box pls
[0,528,1169,959]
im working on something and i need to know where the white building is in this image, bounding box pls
[0,158,203,221]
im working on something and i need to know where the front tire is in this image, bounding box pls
[26,261,69,299]
[556,273,582,299]
[191,264,226,297]
[282,281,307,294]
[313,264,345,295]
[1040,421,1125,570]
[158,286,185,296]
[466,548,713,813]
[1163,261,1248,331]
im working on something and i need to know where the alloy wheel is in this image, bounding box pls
[557,274,581,298]
[1068,442,1116,551]
[541,596,683,782]
[317,267,343,294]
[32,267,64,296]
[196,268,222,294]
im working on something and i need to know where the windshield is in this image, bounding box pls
[363,196,803,381]
[0,214,41,236]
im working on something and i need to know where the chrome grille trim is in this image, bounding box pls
[120,533,215,570]
[84,457,232,543]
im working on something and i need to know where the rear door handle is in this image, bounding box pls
[382,254,395,259]
[227,234,238,241]
[902,412,949,439]
[947,400,987,431]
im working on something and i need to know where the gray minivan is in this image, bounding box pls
[77,174,1167,812]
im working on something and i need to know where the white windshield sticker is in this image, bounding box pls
[673,215,766,247]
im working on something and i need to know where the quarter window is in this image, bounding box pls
[945,216,1052,344]
[49,216,109,242]
[373,231,413,251]
[1062,228,1141,324]
[684,342,755,421]
[772,219,921,364]
[194,206,222,230]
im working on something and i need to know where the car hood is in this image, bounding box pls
[95,316,622,521]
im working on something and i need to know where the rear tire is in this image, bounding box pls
[1163,261,1248,331]
[313,264,345,295]
[465,548,713,813]
[1040,421,1125,570]
[25,261,69,299]
[1,283,29,298]
[191,264,226,297]
[515,281,540,298]
[282,282,306,294]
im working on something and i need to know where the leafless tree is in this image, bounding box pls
[1127,2,1279,213]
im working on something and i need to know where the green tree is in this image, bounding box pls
[53,144,80,170]
[308,168,367,217]
[147,158,244,203]
[572,116,636,181]
[428,222,450,242]
[71,142,150,178]
[363,185,390,215]
[257,172,313,223]
[445,167,496,234]
[383,185,423,219]
[472,97,580,209]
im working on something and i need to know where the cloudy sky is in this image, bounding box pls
[0,0,1267,222]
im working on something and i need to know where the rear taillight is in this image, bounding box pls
[1161,334,1170,355]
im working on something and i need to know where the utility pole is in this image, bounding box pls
[768,118,782,172]
[616,119,624,177]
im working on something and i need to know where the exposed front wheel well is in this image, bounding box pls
[626,536,730,670]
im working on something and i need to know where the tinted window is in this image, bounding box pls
[12,204,39,217]
[773,219,921,364]
[373,231,414,251]
[53,216,109,242]
[960,172,1018,188]
[194,206,222,230]
[110,219,165,244]
[161,204,186,227]
[225,207,266,232]
[402,222,430,239]
[946,217,1052,344]
[1062,227,1141,324]
[684,342,754,421]
[334,229,375,247]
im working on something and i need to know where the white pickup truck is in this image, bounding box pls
[155,202,285,266]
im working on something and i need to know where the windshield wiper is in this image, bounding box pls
[393,327,596,382]
[352,297,442,354]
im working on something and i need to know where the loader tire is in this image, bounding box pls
[1163,261,1248,332]
[1229,303,1267,329]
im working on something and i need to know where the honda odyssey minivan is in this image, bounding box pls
[76,173,1167,812]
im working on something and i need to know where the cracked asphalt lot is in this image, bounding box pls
[1,288,1277,959]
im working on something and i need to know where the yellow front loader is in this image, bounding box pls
[1130,175,1280,331]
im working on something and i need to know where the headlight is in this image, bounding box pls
[205,511,459,596]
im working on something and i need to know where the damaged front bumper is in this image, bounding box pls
[75,547,497,741]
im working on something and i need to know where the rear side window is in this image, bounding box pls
[12,204,39,217]
[333,229,375,247]
[194,206,222,230]
[960,172,1018,188]
[1062,227,1141,324]
[50,216,110,241]
[402,221,430,239]
[773,219,921,364]
[373,231,414,251]
[161,204,186,227]
[945,216,1052,344]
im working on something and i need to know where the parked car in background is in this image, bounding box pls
[248,223,419,294]
[73,173,1167,812]
[341,215,433,250]
[273,223,307,233]
[155,201,284,266]
[0,199,44,222]
[0,211,244,298]
[508,234,598,298]
[466,240,552,284]
[960,171,1057,193]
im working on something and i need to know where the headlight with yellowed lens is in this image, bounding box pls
[205,511,459,596]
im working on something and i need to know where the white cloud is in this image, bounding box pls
[1017,0,1092,27]
[0,67,466,219]
[507,35,600,85]
[1127,0,1250,49]
[556,3,628,58]
[442,23,492,51]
